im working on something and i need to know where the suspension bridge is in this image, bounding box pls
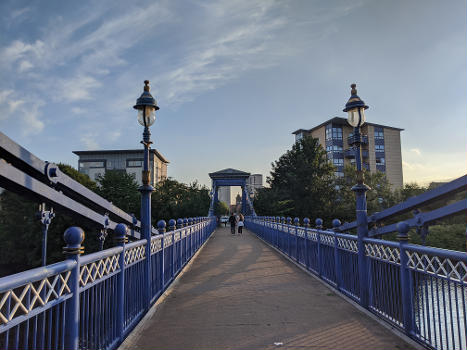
[0,128,466,350]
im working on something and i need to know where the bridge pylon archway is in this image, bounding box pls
[208,168,255,216]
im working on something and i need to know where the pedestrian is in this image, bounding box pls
[238,214,244,234]
[228,213,237,235]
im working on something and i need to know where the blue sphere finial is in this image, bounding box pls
[169,219,176,228]
[315,218,323,228]
[115,223,128,238]
[157,220,166,233]
[286,217,292,224]
[397,221,410,240]
[293,217,300,225]
[63,226,85,254]
[177,218,183,227]
[332,219,341,228]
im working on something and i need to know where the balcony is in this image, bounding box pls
[347,134,368,146]
[344,148,369,159]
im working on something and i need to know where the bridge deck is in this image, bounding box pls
[120,227,416,350]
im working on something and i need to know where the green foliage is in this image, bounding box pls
[59,163,98,192]
[96,170,140,215]
[151,178,210,221]
[215,201,229,215]
[334,165,397,222]
[255,136,336,220]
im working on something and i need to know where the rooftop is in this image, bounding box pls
[73,149,169,163]
[292,117,404,135]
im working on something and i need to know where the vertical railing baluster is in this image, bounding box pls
[286,217,292,256]
[397,221,414,335]
[157,220,166,289]
[303,218,310,269]
[114,223,128,343]
[294,218,300,262]
[332,219,343,291]
[63,227,85,350]
[169,219,176,280]
[315,219,323,278]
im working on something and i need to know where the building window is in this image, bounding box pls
[326,124,343,141]
[127,159,144,167]
[295,133,304,143]
[374,127,384,139]
[376,158,385,165]
[333,158,344,166]
[335,171,344,178]
[79,160,105,168]
[326,145,343,152]
[375,144,385,151]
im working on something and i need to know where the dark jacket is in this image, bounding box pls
[228,215,236,226]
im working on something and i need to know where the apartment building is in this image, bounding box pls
[73,149,169,186]
[292,117,403,189]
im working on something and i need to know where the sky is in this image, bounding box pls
[0,0,466,189]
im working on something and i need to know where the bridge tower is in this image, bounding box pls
[208,168,255,216]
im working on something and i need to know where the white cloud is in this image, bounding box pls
[59,75,102,101]
[410,148,421,156]
[80,133,100,150]
[10,7,31,20]
[71,107,86,115]
[18,60,33,73]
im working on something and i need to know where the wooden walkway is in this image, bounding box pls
[120,227,418,350]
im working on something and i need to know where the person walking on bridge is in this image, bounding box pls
[237,214,244,234]
[228,213,237,234]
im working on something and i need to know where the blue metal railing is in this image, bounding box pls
[0,132,217,350]
[246,214,467,350]
[0,218,215,350]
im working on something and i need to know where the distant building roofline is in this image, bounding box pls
[292,117,404,135]
[73,149,169,163]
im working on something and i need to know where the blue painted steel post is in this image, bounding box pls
[63,227,85,350]
[344,83,370,308]
[188,218,194,248]
[114,223,128,342]
[134,80,159,310]
[241,184,247,215]
[286,217,292,256]
[316,218,323,277]
[332,219,343,290]
[397,221,415,335]
[303,218,310,268]
[158,220,166,290]
[294,217,300,262]
[169,219,176,280]
[177,218,184,264]
[37,204,55,266]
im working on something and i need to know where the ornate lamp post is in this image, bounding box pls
[134,80,159,308]
[343,83,370,307]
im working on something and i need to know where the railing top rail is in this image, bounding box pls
[127,238,148,249]
[80,246,123,265]
[0,260,76,292]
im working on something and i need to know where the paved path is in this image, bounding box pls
[121,227,416,350]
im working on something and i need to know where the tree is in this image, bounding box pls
[257,136,336,220]
[151,178,210,222]
[215,201,230,215]
[333,165,397,223]
[96,170,140,215]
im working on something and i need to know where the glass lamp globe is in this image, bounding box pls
[347,107,366,128]
[137,106,156,127]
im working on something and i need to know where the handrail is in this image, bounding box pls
[0,260,76,292]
